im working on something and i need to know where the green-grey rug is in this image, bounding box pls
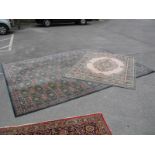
[2,49,155,116]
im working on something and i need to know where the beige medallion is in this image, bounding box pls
[86,57,125,76]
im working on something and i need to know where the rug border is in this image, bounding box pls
[1,64,18,117]
[0,113,112,134]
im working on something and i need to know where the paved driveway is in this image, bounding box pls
[0,20,155,134]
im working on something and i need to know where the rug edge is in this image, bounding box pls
[0,113,112,134]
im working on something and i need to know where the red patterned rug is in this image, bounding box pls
[0,113,112,135]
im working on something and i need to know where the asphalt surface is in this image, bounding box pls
[0,20,155,134]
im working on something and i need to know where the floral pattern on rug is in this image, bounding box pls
[2,49,154,116]
[0,113,112,135]
[65,52,135,88]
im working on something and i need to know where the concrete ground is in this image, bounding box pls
[0,20,155,134]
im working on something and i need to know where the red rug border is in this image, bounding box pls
[0,113,112,134]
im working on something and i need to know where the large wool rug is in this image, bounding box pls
[0,113,112,135]
[2,49,155,116]
[65,52,135,89]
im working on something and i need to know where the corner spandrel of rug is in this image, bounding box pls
[65,52,135,89]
